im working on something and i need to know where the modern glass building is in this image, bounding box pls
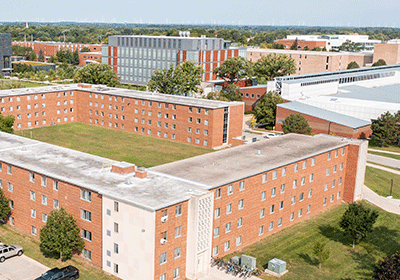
[0,33,12,75]
[102,33,246,85]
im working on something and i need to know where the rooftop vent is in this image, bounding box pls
[21,146,27,151]
[125,177,133,185]
[255,150,262,156]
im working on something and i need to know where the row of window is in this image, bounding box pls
[0,91,73,104]
[16,117,74,128]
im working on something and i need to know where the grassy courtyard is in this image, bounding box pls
[364,166,400,199]
[15,123,212,167]
[225,202,400,280]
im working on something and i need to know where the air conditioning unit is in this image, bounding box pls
[160,238,167,245]
[161,216,168,223]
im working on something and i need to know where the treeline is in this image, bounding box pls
[1,24,400,45]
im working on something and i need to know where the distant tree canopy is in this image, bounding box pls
[339,40,365,52]
[253,54,296,82]
[347,61,360,69]
[281,113,312,135]
[12,45,33,57]
[213,56,253,85]
[54,49,79,65]
[254,91,285,125]
[290,38,299,50]
[206,84,242,102]
[372,59,387,67]
[80,47,91,52]
[73,63,119,87]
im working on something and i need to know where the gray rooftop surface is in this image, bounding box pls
[0,84,240,109]
[335,84,400,104]
[277,101,371,128]
[152,134,350,187]
[0,132,209,211]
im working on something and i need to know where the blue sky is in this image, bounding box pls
[1,0,400,27]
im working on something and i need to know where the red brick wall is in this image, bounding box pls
[0,162,102,266]
[240,87,267,111]
[228,103,244,143]
[78,52,102,66]
[275,106,372,139]
[343,144,360,203]
[211,148,347,258]
[154,202,188,280]
[275,40,327,50]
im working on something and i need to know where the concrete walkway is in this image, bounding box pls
[366,162,400,175]
[362,184,400,215]
[369,148,400,156]
[367,154,400,170]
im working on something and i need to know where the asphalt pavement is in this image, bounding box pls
[0,254,49,280]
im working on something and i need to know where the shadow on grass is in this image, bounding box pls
[318,225,352,246]
[365,226,400,255]
[298,252,319,267]
[349,249,377,279]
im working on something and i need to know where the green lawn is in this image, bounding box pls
[365,166,400,199]
[368,150,400,161]
[367,161,400,172]
[0,80,50,89]
[15,123,212,167]
[368,140,400,154]
[0,225,118,280]
[225,202,400,280]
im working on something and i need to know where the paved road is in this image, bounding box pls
[0,255,49,280]
[367,154,400,169]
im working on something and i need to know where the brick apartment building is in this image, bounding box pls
[0,84,243,149]
[0,33,12,74]
[12,41,101,64]
[102,33,247,85]
[0,131,367,280]
[275,39,327,50]
[248,48,373,75]
[373,40,400,65]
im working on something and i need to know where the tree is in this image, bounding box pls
[80,47,91,52]
[0,189,11,222]
[339,202,379,249]
[39,208,84,261]
[313,241,330,270]
[0,113,15,133]
[371,111,399,147]
[374,252,400,280]
[213,56,253,85]
[29,51,37,61]
[254,91,285,124]
[347,61,360,69]
[219,84,242,101]
[73,63,120,87]
[148,61,203,96]
[372,59,387,67]
[290,38,299,50]
[281,113,312,135]
[339,40,365,52]
[253,54,296,81]
[38,49,45,62]
[72,50,80,65]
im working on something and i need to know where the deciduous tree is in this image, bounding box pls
[40,208,84,261]
[254,91,285,124]
[374,252,400,279]
[213,56,253,85]
[0,113,15,133]
[339,40,365,52]
[253,54,296,81]
[347,61,360,69]
[340,202,379,249]
[281,113,312,135]
[73,63,120,87]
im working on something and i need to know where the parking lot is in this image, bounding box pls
[0,255,49,280]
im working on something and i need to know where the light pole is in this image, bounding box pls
[390,179,393,197]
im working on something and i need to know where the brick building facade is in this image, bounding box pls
[275,39,327,50]
[373,41,400,65]
[0,84,243,149]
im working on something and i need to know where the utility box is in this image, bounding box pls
[241,254,256,269]
[268,258,286,274]
[231,256,240,265]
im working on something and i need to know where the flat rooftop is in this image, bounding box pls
[248,48,371,57]
[0,84,241,109]
[0,132,209,211]
[335,84,400,104]
[152,134,350,187]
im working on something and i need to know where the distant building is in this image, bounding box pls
[373,39,400,65]
[102,33,247,86]
[0,33,12,75]
[247,48,373,75]
[78,52,102,66]
[275,38,327,50]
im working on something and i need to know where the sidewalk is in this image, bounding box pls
[368,148,400,156]
[362,184,400,215]
[366,162,400,175]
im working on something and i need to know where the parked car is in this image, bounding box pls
[263,133,279,139]
[0,244,24,262]
[35,265,79,280]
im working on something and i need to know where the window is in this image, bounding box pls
[82,249,92,261]
[114,222,119,233]
[299,209,303,217]
[291,196,296,205]
[279,201,284,210]
[335,150,339,158]
[272,170,277,180]
[278,217,282,226]
[214,227,219,238]
[215,188,221,199]
[224,241,230,251]
[81,209,92,221]
[302,160,307,169]
[259,226,264,235]
[114,264,119,274]
[323,198,327,206]
[81,229,92,241]
[8,183,13,192]
[326,168,330,176]
[30,172,35,183]
[310,173,314,182]
[294,163,298,172]
[175,205,182,216]
[41,176,47,187]
[42,195,47,205]
[308,189,313,198]
[81,190,92,202]
[227,185,233,195]
[332,180,336,188]
[342,148,345,155]
[53,180,58,191]
[236,236,242,246]
[31,209,36,218]
[290,212,294,221]
[270,204,275,214]
[340,163,344,170]
[114,201,119,212]
[173,267,180,279]
[213,246,219,256]
[328,152,331,161]
[311,157,315,166]
[300,192,304,201]
[227,204,232,214]
[160,253,167,264]
[293,179,297,189]
[238,199,244,210]
[271,187,276,197]
[32,226,37,236]
[225,222,231,233]
[175,226,181,238]
[324,183,328,191]
[280,184,285,193]
[30,191,36,201]
[301,177,305,186]
[337,191,341,199]
[339,177,342,185]
[260,208,265,218]
[262,173,267,183]
[269,221,274,231]
[237,218,243,228]
[331,194,334,202]
[261,191,266,201]
[282,167,286,176]
[333,165,337,173]
[9,200,13,209]
[215,208,220,219]
[239,181,245,191]
[42,213,47,223]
